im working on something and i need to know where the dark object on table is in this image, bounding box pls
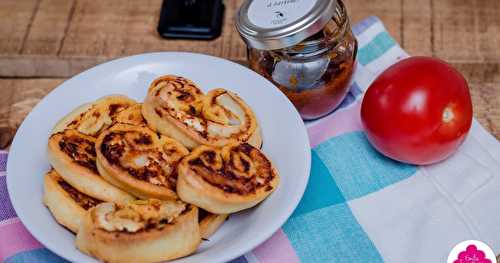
[158,0,224,40]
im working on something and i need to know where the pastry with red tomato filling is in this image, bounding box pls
[95,124,189,200]
[52,95,139,136]
[48,95,145,203]
[48,129,135,204]
[113,103,147,126]
[76,199,200,263]
[142,75,262,149]
[43,169,103,233]
[177,142,279,214]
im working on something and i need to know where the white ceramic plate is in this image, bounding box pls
[7,52,311,263]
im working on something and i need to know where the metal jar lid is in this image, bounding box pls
[235,0,337,50]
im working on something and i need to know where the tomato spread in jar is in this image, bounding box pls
[236,0,357,120]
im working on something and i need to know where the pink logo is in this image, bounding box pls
[454,244,492,263]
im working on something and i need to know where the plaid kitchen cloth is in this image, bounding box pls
[1,16,500,263]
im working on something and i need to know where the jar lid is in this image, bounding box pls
[235,0,337,50]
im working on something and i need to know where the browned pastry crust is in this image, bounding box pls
[142,75,262,149]
[47,129,135,203]
[52,95,137,136]
[48,95,145,203]
[113,103,147,126]
[76,199,200,263]
[177,142,279,214]
[198,209,228,239]
[43,169,103,233]
[95,123,189,200]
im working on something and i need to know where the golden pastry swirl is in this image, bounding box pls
[177,142,279,214]
[113,103,146,126]
[198,209,228,239]
[92,199,187,233]
[142,75,262,149]
[48,129,135,204]
[53,95,137,136]
[56,130,97,173]
[96,124,189,200]
[76,199,200,263]
[43,170,103,233]
[51,171,102,210]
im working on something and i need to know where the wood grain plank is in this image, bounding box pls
[0,78,64,148]
[1,0,500,77]
[0,55,107,77]
[346,0,402,43]
[220,0,247,60]
[470,81,500,138]
[453,63,500,137]
[0,79,16,148]
[402,0,432,56]
[60,0,138,58]
[433,0,500,63]
[59,0,246,59]
[22,0,76,55]
[0,0,39,55]
[0,0,246,77]
[0,0,403,77]
[453,63,500,84]
[8,78,63,129]
[475,0,500,62]
[119,0,246,59]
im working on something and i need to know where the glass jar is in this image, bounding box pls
[236,0,357,120]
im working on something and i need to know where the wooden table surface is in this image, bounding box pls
[0,0,499,149]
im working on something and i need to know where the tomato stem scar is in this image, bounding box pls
[442,107,454,123]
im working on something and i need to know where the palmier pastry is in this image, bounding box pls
[177,142,279,214]
[199,209,228,239]
[43,170,103,233]
[48,129,135,203]
[76,199,200,263]
[52,95,137,136]
[113,103,147,126]
[142,75,262,149]
[95,124,189,200]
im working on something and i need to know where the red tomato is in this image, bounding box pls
[360,57,473,165]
